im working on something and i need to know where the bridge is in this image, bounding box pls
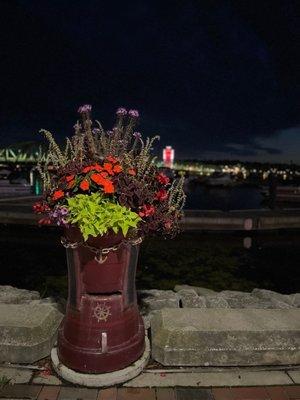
[0,143,46,164]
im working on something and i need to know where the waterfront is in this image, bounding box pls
[0,224,299,296]
[0,184,300,296]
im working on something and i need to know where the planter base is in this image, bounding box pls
[51,336,150,387]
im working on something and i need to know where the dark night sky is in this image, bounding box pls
[1,0,300,162]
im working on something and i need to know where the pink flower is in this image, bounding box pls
[116,107,127,116]
[128,109,139,118]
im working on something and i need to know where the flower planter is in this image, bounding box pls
[35,104,185,380]
[57,227,145,373]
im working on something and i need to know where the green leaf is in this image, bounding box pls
[66,193,141,241]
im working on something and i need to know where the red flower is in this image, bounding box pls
[128,168,136,176]
[155,189,168,201]
[80,180,90,191]
[52,190,64,201]
[91,173,107,185]
[156,173,170,185]
[139,204,155,218]
[66,175,75,182]
[113,164,122,173]
[103,181,115,194]
[103,162,114,175]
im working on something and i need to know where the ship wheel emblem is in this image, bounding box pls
[93,303,111,322]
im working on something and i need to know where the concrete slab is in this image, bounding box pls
[51,337,150,387]
[0,303,63,363]
[32,372,62,385]
[287,370,300,384]
[124,370,293,387]
[151,308,300,366]
[0,366,32,384]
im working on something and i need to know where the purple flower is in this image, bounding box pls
[78,104,92,114]
[133,131,141,139]
[92,128,101,134]
[116,107,127,116]
[49,206,69,226]
[59,207,68,215]
[107,130,114,135]
[128,109,139,118]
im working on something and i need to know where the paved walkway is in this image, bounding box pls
[1,384,300,399]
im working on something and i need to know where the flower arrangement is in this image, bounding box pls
[34,106,185,240]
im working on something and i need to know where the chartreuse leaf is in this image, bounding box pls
[66,193,141,241]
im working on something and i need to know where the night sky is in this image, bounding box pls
[1,1,300,162]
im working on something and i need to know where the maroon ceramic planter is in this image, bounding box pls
[57,227,145,373]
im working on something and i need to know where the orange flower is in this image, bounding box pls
[90,173,106,185]
[103,181,115,194]
[113,164,122,173]
[80,179,90,191]
[106,155,118,164]
[67,179,75,189]
[66,175,75,182]
[128,168,136,176]
[100,171,109,178]
[52,190,64,201]
[103,162,114,175]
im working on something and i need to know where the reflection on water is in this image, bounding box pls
[0,225,299,296]
[185,185,266,210]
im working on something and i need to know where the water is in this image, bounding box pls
[185,184,267,210]
[0,225,299,296]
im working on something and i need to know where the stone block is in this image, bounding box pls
[138,290,179,311]
[252,288,293,306]
[289,293,300,307]
[177,290,206,308]
[0,285,40,304]
[174,285,216,296]
[151,308,300,366]
[205,296,230,308]
[219,292,261,309]
[0,303,63,363]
